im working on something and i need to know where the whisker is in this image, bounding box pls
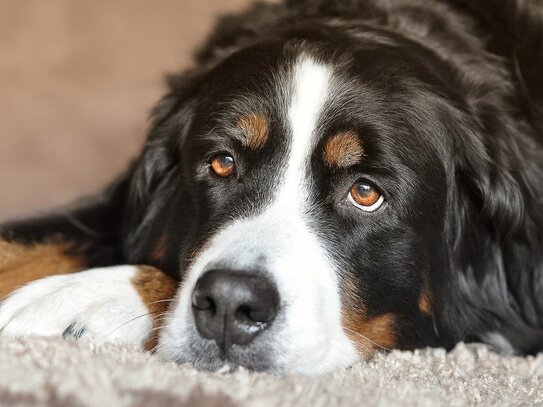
[152,340,171,356]
[149,325,166,334]
[343,326,392,352]
[147,299,176,306]
[151,312,170,319]
[98,312,155,344]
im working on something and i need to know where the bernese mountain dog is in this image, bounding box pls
[1,0,543,374]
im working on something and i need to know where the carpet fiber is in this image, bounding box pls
[0,338,541,406]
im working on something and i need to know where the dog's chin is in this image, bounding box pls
[158,331,361,375]
[163,336,281,374]
[156,320,282,373]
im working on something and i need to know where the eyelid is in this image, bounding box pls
[207,149,234,163]
[348,192,385,212]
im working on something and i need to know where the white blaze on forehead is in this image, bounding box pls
[279,57,332,206]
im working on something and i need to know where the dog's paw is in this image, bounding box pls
[0,266,155,348]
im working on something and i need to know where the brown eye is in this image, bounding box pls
[210,153,236,178]
[348,180,384,212]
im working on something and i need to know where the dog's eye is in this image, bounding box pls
[210,154,236,178]
[348,180,384,212]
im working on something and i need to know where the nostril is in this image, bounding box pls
[237,305,277,324]
[192,292,216,312]
[234,305,272,325]
[235,305,253,324]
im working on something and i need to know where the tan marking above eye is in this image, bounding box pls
[323,131,364,168]
[349,181,383,211]
[210,154,236,177]
[237,113,269,149]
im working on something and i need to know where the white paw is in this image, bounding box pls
[0,266,153,348]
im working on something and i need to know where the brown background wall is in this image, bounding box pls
[0,0,250,220]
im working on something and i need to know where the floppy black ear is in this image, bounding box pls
[122,70,202,253]
[130,72,200,206]
[444,106,543,354]
[453,121,534,238]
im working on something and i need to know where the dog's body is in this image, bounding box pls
[1,0,543,374]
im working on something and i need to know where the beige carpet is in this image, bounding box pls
[0,338,541,406]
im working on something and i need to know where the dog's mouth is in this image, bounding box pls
[188,341,279,373]
[162,318,282,373]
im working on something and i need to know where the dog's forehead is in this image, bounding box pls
[206,52,366,169]
[190,35,457,183]
[199,45,428,172]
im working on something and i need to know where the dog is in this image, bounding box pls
[1,0,542,374]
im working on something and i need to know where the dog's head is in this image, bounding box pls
[124,24,537,373]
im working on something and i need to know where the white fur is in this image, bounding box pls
[480,332,516,356]
[0,266,153,347]
[158,57,359,374]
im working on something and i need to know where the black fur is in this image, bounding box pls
[2,0,543,357]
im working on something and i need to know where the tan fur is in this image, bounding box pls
[237,113,269,149]
[418,285,432,315]
[342,310,397,357]
[0,240,84,300]
[151,235,166,262]
[340,274,397,357]
[323,131,364,168]
[131,265,178,350]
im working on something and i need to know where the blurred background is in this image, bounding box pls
[0,0,252,220]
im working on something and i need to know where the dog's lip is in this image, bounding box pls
[177,354,276,373]
[171,339,278,373]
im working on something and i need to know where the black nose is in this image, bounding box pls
[191,270,280,355]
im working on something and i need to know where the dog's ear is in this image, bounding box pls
[444,113,543,353]
[128,71,201,212]
[452,116,541,239]
[123,70,203,249]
